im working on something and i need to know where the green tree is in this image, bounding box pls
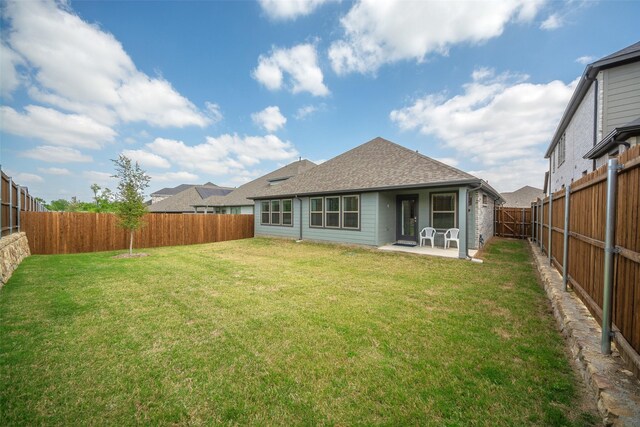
[112,155,151,255]
[90,183,101,206]
[46,199,70,211]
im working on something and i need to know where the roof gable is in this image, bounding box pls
[251,137,481,198]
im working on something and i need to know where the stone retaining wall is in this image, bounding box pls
[0,232,31,287]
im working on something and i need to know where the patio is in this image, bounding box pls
[378,243,478,259]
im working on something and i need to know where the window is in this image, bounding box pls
[325,196,340,228]
[230,207,241,214]
[271,200,281,225]
[282,199,292,225]
[482,194,488,206]
[310,197,323,227]
[342,195,359,229]
[260,201,270,225]
[557,133,566,166]
[260,199,292,226]
[432,193,456,230]
[309,195,360,230]
[552,151,556,172]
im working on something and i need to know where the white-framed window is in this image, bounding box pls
[260,201,270,225]
[230,207,241,214]
[260,199,292,226]
[271,200,281,225]
[309,195,360,230]
[482,194,488,206]
[558,133,566,166]
[342,195,359,229]
[431,193,456,230]
[325,196,340,228]
[310,197,323,227]
[282,199,292,225]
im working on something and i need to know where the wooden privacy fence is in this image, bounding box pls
[1,169,47,237]
[21,212,254,255]
[532,144,640,377]
[494,207,532,238]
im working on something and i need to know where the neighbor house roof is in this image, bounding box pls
[148,183,233,213]
[500,185,545,208]
[193,159,317,207]
[151,183,198,197]
[250,137,503,201]
[583,117,640,159]
[545,41,640,158]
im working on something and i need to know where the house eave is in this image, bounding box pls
[583,122,640,160]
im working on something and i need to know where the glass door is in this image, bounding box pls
[396,195,418,243]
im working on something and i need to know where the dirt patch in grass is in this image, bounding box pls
[112,253,149,259]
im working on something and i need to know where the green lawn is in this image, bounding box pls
[0,238,596,426]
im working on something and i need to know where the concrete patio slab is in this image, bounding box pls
[378,244,477,259]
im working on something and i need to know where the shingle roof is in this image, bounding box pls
[193,159,317,207]
[148,183,233,212]
[250,137,497,199]
[151,183,197,197]
[500,185,544,208]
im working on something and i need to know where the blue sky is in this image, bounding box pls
[1,0,639,202]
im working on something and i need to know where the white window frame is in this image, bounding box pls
[341,195,360,230]
[324,196,341,229]
[431,193,457,230]
[558,133,566,166]
[310,197,323,228]
[260,201,270,225]
[282,199,292,226]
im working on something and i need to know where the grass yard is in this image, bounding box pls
[0,238,597,425]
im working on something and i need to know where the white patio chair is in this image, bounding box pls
[419,227,436,248]
[444,228,459,249]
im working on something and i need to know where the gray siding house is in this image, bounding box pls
[191,159,316,214]
[546,41,640,193]
[250,138,503,258]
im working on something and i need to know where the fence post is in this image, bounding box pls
[562,185,571,291]
[17,185,21,232]
[538,199,543,250]
[8,176,13,235]
[531,204,535,241]
[521,208,525,238]
[602,158,619,355]
[548,192,553,264]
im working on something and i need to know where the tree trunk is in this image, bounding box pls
[129,230,133,255]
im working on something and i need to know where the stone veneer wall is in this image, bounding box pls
[475,190,495,248]
[0,232,31,287]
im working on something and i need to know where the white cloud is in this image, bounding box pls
[2,0,210,128]
[470,158,549,193]
[253,44,329,96]
[150,171,200,183]
[205,102,223,124]
[575,55,595,65]
[38,167,71,175]
[329,0,545,75]
[0,41,24,96]
[294,103,327,119]
[252,106,287,132]
[82,171,115,186]
[22,146,93,163]
[258,0,336,20]
[121,149,171,169]
[13,172,44,184]
[540,13,563,30]
[146,134,298,174]
[0,105,116,148]
[390,68,577,190]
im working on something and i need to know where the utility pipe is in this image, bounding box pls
[601,158,619,354]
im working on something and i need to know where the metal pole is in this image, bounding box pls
[602,158,618,355]
[8,177,13,235]
[548,192,553,264]
[538,199,543,249]
[562,185,571,292]
[521,208,525,239]
[17,185,21,232]
[531,204,534,241]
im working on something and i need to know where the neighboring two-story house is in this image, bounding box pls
[545,41,640,194]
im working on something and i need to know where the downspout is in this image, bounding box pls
[467,182,483,251]
[295,196,302,241]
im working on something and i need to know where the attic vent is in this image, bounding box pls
[268,176,290,186]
